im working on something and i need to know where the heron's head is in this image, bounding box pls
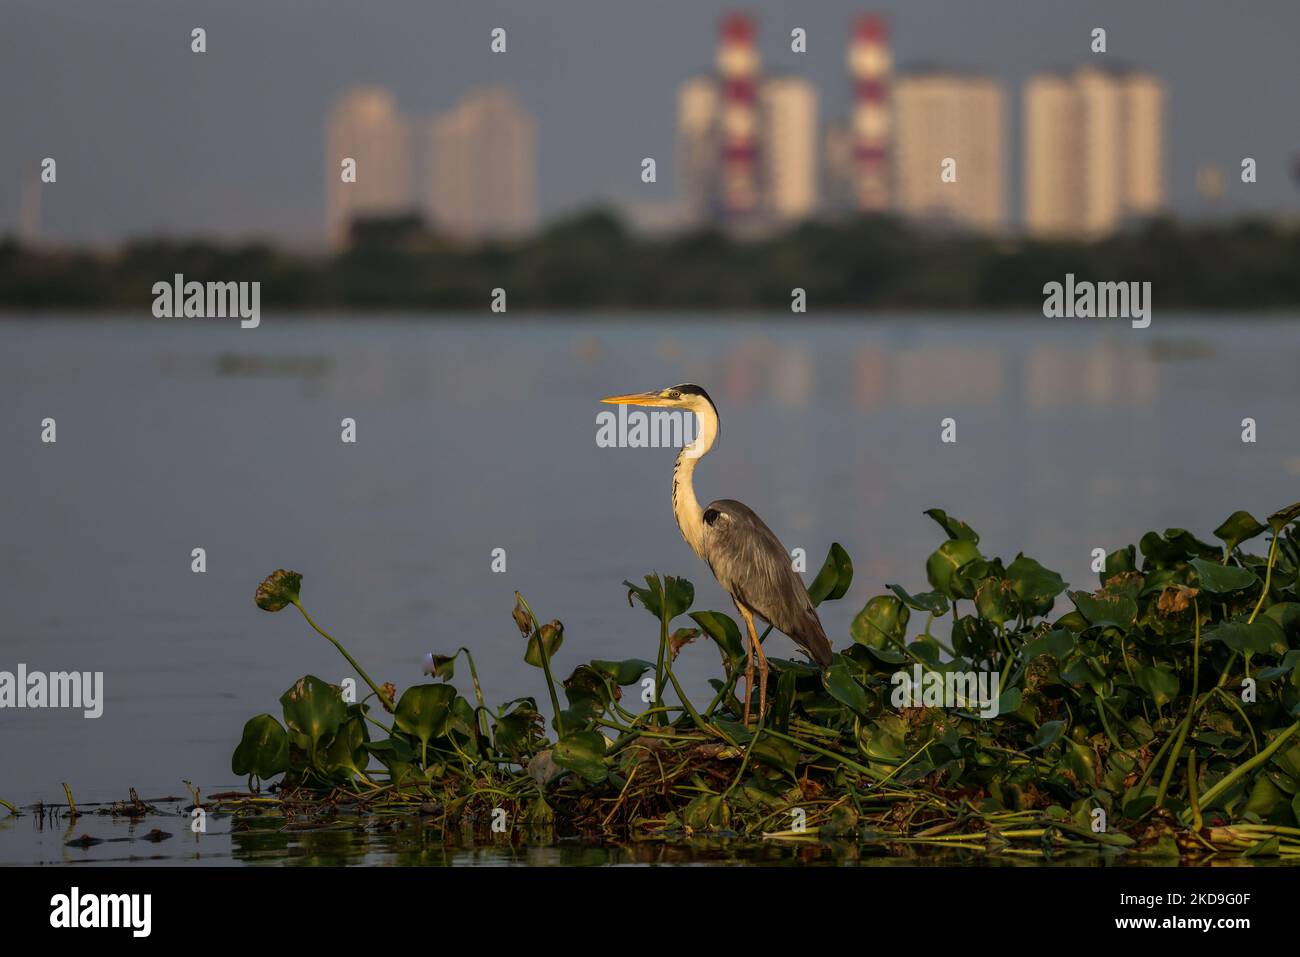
[600,383,717,417]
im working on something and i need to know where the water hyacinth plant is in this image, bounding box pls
[231,503,1300,859]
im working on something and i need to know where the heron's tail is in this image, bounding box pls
[794,612,833,670]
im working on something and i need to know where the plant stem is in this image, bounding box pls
[663,656,710,733]
[1194,720,1300,813]
[1247,534,1280,625]
[292,600,393,713]
[458,646,492,740]
[515,592,565,737]
[761,728,890,782]
[653,612,669,723]
[1187,748,1203,831]
[1153,599,1204,811]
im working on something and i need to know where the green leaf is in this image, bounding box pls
[319,715,369,779]
[1206,618,1284,655]
[552,730,608,783]
[1034,720,1066,749]
[857,716,906,763]
[923,508,979,544]
[393,683,457,756]
[662,575,695,620]
[254,569,301,612]
[1258,649,1300,681]
[1068,590,1137,630]
[624,574,694,622]
[926,538,982,598]
[1134,665,1180,707]
[988,687,1021,718]
[279,675,348,761]
[1214,511,1268,553]
[589,658,655,686]
[492,701,541,756]
[886,583,950,615]
[689,611,746,665]
[1189,557,1258,595]
[1101,545,1138,585]
[1162,528,1221,561]
[231,714,290,779]
[850,595,910,649]
[563,664,613,711]
[1006,556,1067,618]
[1267,502,1300,534]
[1244,776,1288,820]
[975,577,1017,627]
[750,734,801,776]
[1061,739,1098,784]
[822,663,869,715]
[367,735,417,766]
[524,620,564,668]
[683,793,731,830]
[1023,628,1075,662]
[808,542,854,606]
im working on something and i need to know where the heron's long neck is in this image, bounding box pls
[672,404,718,559]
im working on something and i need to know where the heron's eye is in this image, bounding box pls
[666,390,681,400]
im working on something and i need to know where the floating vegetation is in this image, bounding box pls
[227,504,1300,862]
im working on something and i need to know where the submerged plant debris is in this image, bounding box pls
[219,504,1300,862]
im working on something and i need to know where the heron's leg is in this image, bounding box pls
[735,601,759,727]
[752,627,770,720]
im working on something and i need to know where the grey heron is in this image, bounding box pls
[602,384,833,726]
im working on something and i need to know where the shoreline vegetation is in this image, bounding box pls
[7,504,1300,863]
[183,503,1300,862]
[3,211,1299,312]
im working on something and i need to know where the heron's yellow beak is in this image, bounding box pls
[601,391,674,407]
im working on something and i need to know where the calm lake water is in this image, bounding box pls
[2,311,1299,865]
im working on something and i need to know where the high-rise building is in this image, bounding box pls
[325,87,413,248]
[426,87,537,241]
[893,71,1006,231]
[1121,73,1164,216]
[676,77,720,226]
[1023,67,1164,238]
[848,15,892,212]
[760,76,818,222]
[1022,73,1079,236]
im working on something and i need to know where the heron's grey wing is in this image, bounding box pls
[700,499,832,667]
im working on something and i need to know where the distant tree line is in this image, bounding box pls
[2,210,1298,312]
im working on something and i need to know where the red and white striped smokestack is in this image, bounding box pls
[716,12,760,216]
[849,14,891,212]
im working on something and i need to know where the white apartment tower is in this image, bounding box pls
[893,71,1006,231]
[1024,67,1164,238]
[426,87,537,240]
[325,87,413,248]
[760,77,818,222]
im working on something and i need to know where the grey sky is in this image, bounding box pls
[3,0,1297,245]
